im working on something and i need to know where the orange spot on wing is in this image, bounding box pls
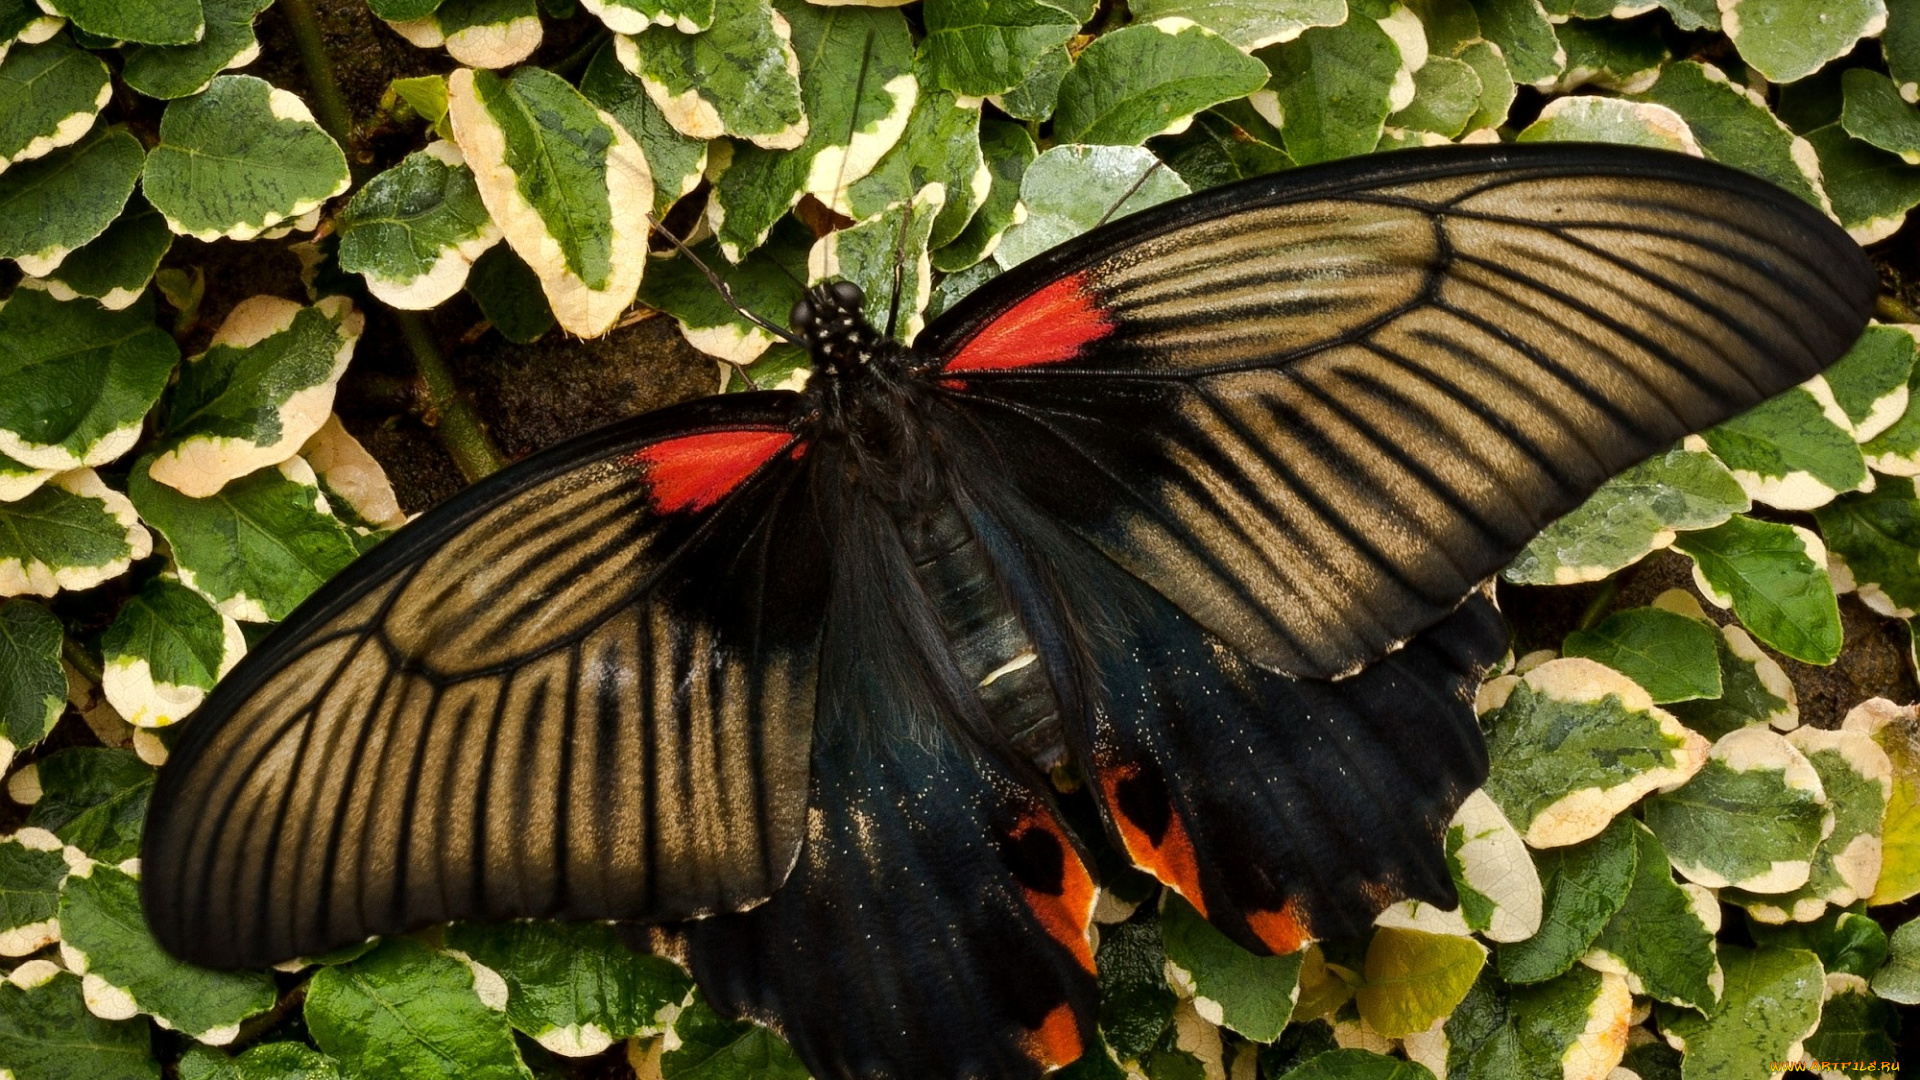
[944,273,1114,373]
[1011,812,1097,974]
[1248,898,1313,955]
[1101,767,1208,918]
[1025,1002,1083,1069]
[631,429,794,513]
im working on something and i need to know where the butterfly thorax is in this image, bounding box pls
[793,281,1068,768]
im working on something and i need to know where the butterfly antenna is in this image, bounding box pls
[1095,160,1168,229]
[883,201,913,340]
[827,29,878,223]
[646,216,805,353]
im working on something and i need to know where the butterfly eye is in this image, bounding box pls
[790,298,816,332]
[829,280,865,310]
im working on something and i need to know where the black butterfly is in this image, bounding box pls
[142,143,1873,1079]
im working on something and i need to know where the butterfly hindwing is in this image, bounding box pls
[141,394,826,968]
[924,144,1876,679]
[686,484,1099,1080]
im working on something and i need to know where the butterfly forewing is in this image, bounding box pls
[924,144,1877,679]
[142,396,826,968]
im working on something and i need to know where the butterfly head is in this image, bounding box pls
[792,280,886,376]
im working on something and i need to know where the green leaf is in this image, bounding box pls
[1563,607,1722,704]
[1803,973,1900,1079]
[1656,946,1823,1077]
[1842,699,1920,906]
[1635,60,1827,211]
[846,66,986,249]
[920,0,1080,98]
[40,200,173,311]
[579,39,708,218]
[1516,95,1699,152]
[991,43,1071,121]
[1159,892,1302,1042]
[1671,515,1843,665]
[1725,726,1894,923]
[933,117,1035,271]
[582,0,714,34]
[1804,123,1920,245]
[0,450,53,502]
[1378,790,1542,943]
[994,144,1189,268]
[1750,908,1889,981]
[1130,0,1345,51]
[810,182,944,341]
[39,0,201,44]
[1872,915,1920,1002]
[0,469,151,597]
[1387,56,1481,138]
[1478,658,1708,848]
[1437,966,1633,1080]
[1152,101,1291,191]
[0,124,142,276]
[657,994,808,1079]
[0,0,63,47]
[1583,820,1722,1010]
[1457,39,1515,131]
[1495,814,1637,985]
[307,937,533,1080]
[1664,621,1799,742]
[127,455,362,622]
[1053,20,1268,146]
[1471,0,1564,86]
[0,828,66,956]
[1354,927,1485,1040]
[337,144,502,310]
[1551,16,1667,94]
[1279,1048,1436,1080]
[639,217,809,365]
[620,0,804,148]
[1645,726,1833,893]
[1721,0,1886,83]
[1842,67,1920,167]
[927,257,999,319]
[1098,914,1178,1062]
[0,970,159,1080]
[1823,323,1916,440]
[177,1041,344,1080]
[121,0,275,100]
[0,598,63,766]
[1701,386,1869,511]
[393,0,543,70]
[1890,0,1920,102]
[0,288,178,470]
[99,577,242,729]
[58,863,276,1041]
[149,296,363,497]
[1818,476,1920,619]
[448,66,652,337]
[464,243,554,344]
[367,0,444,20]
[1504,445,1749,585]
[142,75,351,242]
[706,0,916,259]
[21,748,151,863]
[0,37,109,171]
[443,921,692,1055]
[1259,12,1403,165]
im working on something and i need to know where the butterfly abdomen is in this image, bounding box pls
[895,496,1067,769]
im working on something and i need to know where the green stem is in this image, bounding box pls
[550,27,612,80]
[63,636,102,686]
[1876,294,1920,325]
[398,311,507,481]
[277,0,505,482]
[1575,574,1622,631]
[276,0,356,153]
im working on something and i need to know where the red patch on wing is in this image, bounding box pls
[1009,811,1097,975]
[632,429,794,514]
[1247,898,1314,955]
[943,273,1114,373]
[1025,1002,1084,1069]
[1101,765,1208,917]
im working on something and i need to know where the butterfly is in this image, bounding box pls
[141,143,1874,1079]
